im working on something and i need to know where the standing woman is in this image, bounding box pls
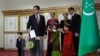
[46,12,59,56]
[60,13,70,49]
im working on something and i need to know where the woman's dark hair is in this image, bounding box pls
[64,23,70,28]
[34,5,40,10]
[53,23,59,29]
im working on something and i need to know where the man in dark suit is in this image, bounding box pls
[68,7,81,56]
[27,5,46,56]
[16,32,25,56]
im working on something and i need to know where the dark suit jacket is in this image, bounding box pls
[16,38,25,49]
[60,20,70,29]
[68,13,81,33]
[27,14,46,36]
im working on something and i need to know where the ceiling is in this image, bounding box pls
[5,0,100,3]
[3,0,100,10]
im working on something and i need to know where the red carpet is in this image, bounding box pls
[0,50,30,56]
[0,50,100,56]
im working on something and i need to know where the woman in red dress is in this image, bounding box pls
[61,24,76,56]
[46,12,59,56]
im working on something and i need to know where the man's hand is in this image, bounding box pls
[44,35,47,39]
[27,29,31,33]
[75,32,79,37]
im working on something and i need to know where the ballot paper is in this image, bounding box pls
[30,30,36,38]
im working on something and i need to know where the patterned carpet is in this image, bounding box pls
[0,50,31,56]
[1,50,99,56]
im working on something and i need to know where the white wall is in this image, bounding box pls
[0,0,6,48]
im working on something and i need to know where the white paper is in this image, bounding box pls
[30,30,36,38]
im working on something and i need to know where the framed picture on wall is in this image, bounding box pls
[20,16,29,31]
[4,16,18,31]
[5,34,17,49]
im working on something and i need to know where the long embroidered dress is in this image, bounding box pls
[46,18,59,56]
[62,30,76,56]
